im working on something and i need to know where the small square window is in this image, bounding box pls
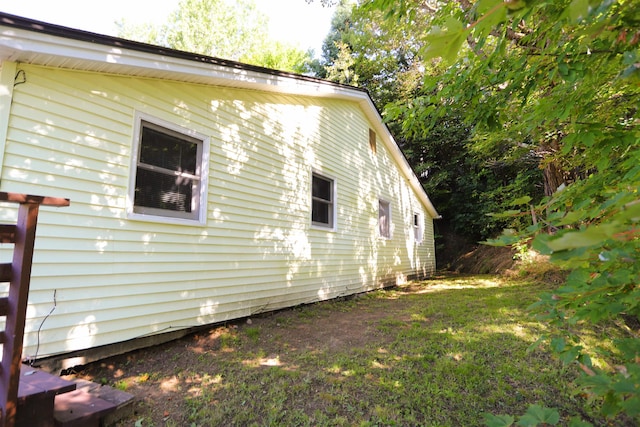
[130,116,208,223]
[379,199,391,239]
[312,172,335,229]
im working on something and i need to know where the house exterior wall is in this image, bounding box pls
[0,63,435,360]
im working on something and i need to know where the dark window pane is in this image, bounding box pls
[134,168,193,213]
[140,126,198,174]
[312,175,332,202]
[312,200,330,225]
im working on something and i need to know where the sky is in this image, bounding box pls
[0,0,336,57]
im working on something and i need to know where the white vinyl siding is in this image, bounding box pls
[0,63,436,359]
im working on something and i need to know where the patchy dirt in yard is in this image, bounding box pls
[66,291,417,426]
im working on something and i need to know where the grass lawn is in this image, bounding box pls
[79,274,628,426]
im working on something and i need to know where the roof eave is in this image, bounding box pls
[0,12,440,219]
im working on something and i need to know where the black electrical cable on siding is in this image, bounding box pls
[29,289,56,366]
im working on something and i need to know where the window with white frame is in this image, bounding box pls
[130,116,208,223]
[311,172,335,229]
[379,199,391,238]
[414,212,424,243]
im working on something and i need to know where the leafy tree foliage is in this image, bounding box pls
[312,0,432,106]
[116,0,313,73]
[313,1,542,243]
[243,41,314,75]
[361,0,639,422]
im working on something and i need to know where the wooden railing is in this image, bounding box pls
[0,192,69,427]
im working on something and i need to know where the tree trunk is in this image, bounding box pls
[543,160,566,196]
[539,134,570,196]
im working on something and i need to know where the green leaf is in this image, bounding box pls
[581,131,596,147]
[504,0,526,11]
[549,247,589,265]
[620,50,640,81]
[527,335,547,353]
[516,405,560,426]
[486,210,521,218]
[509,195,532,206]
[556,209,586,226]
[611,378,638,394]
[559,345,582,365]
[473,0,507,39]
[546,222,622,252]
[566,0,589,22]
[561,133,577,155]
[580,373,611,394]
[570,0,590,21]
[531,233,554,255]
[612,200,640,223]
[484,234,522,246]
[484,413,515,427]
[422,17,468,63]
[615,339,640,361]
[620,395,640,417]
[601,391,622,417]
[550,337,566,353]
[565,268,590,286]
[578,353,592,368]
[484,228,522,246]
[558,61,570,77]
[559,101,574,120]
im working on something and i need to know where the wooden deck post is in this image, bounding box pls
[0,192,69,427]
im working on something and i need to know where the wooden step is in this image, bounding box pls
[54,379,134,427]
[16,365,77,427]
[11,364,134,427]
[54,389,117,427]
